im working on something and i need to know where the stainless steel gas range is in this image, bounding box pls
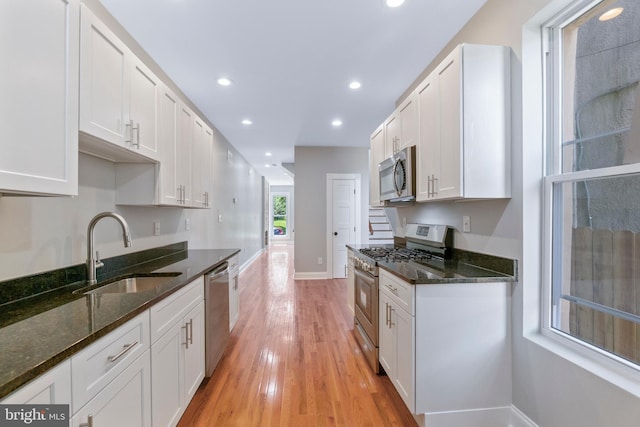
[352,224,452,374]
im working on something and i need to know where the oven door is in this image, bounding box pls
[354,267,378,346]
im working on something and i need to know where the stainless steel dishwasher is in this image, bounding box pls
[204,261,230,377]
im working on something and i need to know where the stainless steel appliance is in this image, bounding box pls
[353,224,451,373]
[379,145,416,204]
[204,262,230,377]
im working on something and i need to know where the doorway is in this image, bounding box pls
[326,174,361,278]
[270,191,292,241]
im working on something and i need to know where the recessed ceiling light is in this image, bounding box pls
[599,7,623,21]
[386,0,405,7]
[349,81,361,90]
[241,119,252,125]
[217,77,233,86]
[332,119,343,127]
[265,152,272,157]
[265,164,271,168]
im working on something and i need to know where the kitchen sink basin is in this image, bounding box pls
[78,273,182,295]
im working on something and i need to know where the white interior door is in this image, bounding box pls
[331,179,356,278]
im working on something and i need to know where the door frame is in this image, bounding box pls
[326,173,361,278]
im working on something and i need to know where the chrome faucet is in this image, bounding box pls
[86,212,133,285]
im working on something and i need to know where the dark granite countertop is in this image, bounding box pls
[0,247,239,399]
[347,243,517,284]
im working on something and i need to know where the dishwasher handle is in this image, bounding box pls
[207,262,229,281]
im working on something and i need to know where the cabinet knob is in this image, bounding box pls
[334,232,338,236]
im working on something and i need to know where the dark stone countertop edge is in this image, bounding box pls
[347,243,518,284]
[0,248,240,400]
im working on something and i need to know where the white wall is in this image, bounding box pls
[294,146,370,274]
[392,0,640,425]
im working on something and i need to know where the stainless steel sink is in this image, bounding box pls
[79,273,181,295]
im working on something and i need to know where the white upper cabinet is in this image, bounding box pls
[79,4,160,162]
[158,86,181,205]
[0,0,79,196]
[192,117,212,208]
[383,92,418,158]
[416,44,511,201]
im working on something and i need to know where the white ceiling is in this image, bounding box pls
[99,0,487,185]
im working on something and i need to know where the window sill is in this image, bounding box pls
[524,328,640,398]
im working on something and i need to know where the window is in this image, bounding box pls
[271,193,289,238]
[544,0,640,365]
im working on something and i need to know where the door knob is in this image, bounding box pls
[334,232,338,236]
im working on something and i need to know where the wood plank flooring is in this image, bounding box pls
[178,243,417,427]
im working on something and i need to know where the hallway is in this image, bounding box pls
[178,244,416,426]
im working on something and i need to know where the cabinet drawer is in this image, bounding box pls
[150,276,203,343]
[71,312,150,412]
[380,270,414,315]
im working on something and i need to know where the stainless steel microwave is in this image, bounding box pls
[378,145,416,204]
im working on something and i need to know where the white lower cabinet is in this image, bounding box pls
[0,360,71,407]
[150,277,205,427]
[70,312,152,427]
[71,349,152,427]
[379,272,415,412]
[379,269,512,420]
[228,256,240,332]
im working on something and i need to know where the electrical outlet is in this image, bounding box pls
[218,214,223,223]
[153,222,160,236]
[462,216,471,233]
[185,218,191,230]
[317,257,323,265]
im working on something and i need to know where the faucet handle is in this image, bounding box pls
[95,251,104,269]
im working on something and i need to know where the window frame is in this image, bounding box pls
[541,0,640,372]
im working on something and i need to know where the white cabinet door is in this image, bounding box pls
[435,47,463,200]
[398,92,418,151]
[183,301,205,402]
[72,349,152,427]
[378,292,395,376]
[369,125,385,207]
[416,75,439,202]
[158,86,181,205]
[79,4,129,147]
[151,322,184,427]
[383,113,399,158]
[177,104,194,206]
[129,58,161,160]
[394,304,415,413]
[191,117,212,208]
[1,360,71,407]
[150,277,204,426]
[0,0,78,196]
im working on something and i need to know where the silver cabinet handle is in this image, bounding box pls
[389,307,394,327]
[132,122,140,149]
[183,319,193,348]
[79,414,94,427]
[108,341,138,362]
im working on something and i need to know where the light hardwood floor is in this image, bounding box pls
[178,243,417,426]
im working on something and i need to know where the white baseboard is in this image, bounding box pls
[413,406,537,427]
[510,405,538,427]
[293,271,329,280]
